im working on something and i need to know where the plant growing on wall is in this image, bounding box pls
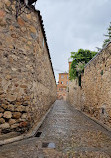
[69,49,97,80]
[102,22,111,48]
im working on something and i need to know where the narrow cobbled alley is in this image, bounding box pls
[0,100,111,158]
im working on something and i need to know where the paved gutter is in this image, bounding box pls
[68,102,111,134]
[0,102,55,146]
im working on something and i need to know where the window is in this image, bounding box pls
[66,81,68,85]
[61,75,64,79]
[61,81,63,84]
[67,75,68,79]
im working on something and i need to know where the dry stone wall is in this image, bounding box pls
[67,43,111,129]
[0,0,56,135]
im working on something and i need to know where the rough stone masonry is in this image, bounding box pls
[0,0,56,135]
[67,43,111,129]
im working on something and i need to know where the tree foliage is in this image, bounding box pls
[69,49,97,80]
[103,22,111,48]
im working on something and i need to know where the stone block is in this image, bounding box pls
[0,118,5,124]
[12,112,22,119]
[0,107,4,113]
[5,75,12,80]
[27,41,32,45]
[19,121,28,128]
[16,102,22,106]
[17,18,25,27]
[7,104,14,111]
[0,90,4,95]
[0,10,5,17]
[3,111,12,119]
[108,110,111,118]
[15,83,19,87]
[11,4,16,11]
[11,34,17,38]
[9,119,16,125]
[0,2,4,9]
[29,26,37,33]
[30,33,37,39]
[4,0,11,7]
[0,123,9,129]
[20,85,27,89]
[0,18,6,27]
[21,113,27,119]
[24,96,30,101]
[7,94,17,102]
[26,14,31,20]
[0,113,3,118]
[0,77,2,82]
[1,104,7,109]
[21,27,27,32]
[11,123,19,129]
[15,105,25,112]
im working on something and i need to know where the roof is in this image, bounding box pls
[57,85,67,88]
[59,72,68,74]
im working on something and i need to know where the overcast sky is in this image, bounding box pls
[36,0,111,82]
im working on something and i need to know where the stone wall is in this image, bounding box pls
[66,80,81,110]
[67,43,111,129]
[0,0,56,135]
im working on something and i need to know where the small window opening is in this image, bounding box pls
[102,108,105,114]
[78,75,81,87]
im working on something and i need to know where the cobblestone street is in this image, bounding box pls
[0,100,111,158]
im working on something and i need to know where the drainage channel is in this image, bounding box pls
[35,132,42,137]
[35,132,56,149]
[42,142,56,149]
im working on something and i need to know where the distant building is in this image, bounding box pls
[57,72,69,100]
[56,62,72,100]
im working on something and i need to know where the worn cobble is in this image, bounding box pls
[0,100,111,158]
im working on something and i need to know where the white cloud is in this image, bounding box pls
[36,0,111,81]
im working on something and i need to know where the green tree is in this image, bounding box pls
[103,22,111,48]
[69,49,97,80]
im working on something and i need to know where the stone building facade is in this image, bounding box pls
[67,43,111,129]
[0,0,56,135]
[57,73,69,100]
